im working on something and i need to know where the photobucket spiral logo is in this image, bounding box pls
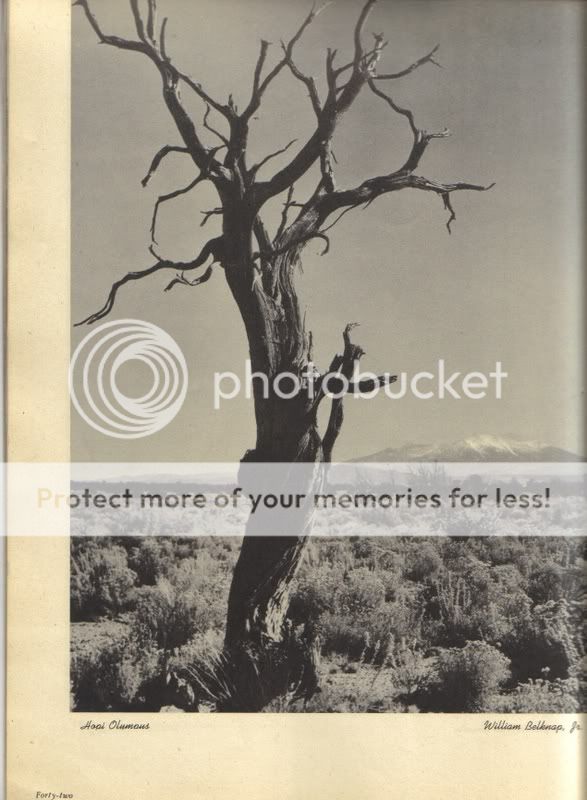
[69,319,188,439]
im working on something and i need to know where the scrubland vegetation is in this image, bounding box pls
[71,535,585,712]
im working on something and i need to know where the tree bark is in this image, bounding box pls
[218,210,324,711]
[221,439,323,711]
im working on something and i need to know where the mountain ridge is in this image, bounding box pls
[352,434,583,463]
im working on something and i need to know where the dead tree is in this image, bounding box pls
[76,0,493,710]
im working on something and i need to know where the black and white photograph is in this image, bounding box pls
[67,0,585,715]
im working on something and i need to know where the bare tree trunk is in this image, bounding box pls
[217,213,325,710]
[222,432,323,711]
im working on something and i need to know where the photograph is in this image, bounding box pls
[65,0,585,715]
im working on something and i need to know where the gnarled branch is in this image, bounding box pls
[150,174,206,244]
[253,231,330,262]
[75,237,224,326]
[74,0,152,57]
[148,144,226,242]
[141,145,190,187]
[317,172,494,236]
[255,1,385,205]
[326,373,397,395]
[332,39,388,80]
[321,322,395,461]
[200,207,224,227]
[368,79,450,173]
[241,2,331,121]
[146,0,157,44]
[203,105,229,146]
[280,42,322,117]
[374,44,441,80]
[159,16,169,60]
[353,0,378,70]
[175,71,233,120]
[250,139,298,178]
[75,0,231,183]
[164,264,214,292]
[250,39,271,106]
[129,0,148,43]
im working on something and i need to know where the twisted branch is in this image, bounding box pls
[321,323,396,461]
[159,16,169,61]
[255,1,384,203]
[374,44,441,80]
[316,172,494,237]
[368,78,450,172]
[75,0,230,182]
[254,231,330,262]
[74,0,153,56]
[200,207,224,227]
[242,2,332,121]
[75,237,223,326]
[146,0,157,44]
[150,175,206,244]
[164,264,214,292]
[280,42,322,117]
[250,139,298,178]
[141,145,190,187]
[203,105,229,146]
[353,0,378,69]
[250,39,271,105]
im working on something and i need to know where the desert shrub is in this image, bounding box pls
[132,582,197,651]
[527,562,564,605]
[388,638,430,696]
[310,539,355,568]
[71,541,137,620]
[293,562,425,663]
[491,563,526,594]
[421,641,510,712]
[172,629,225,667]
[422,559,534,649]
[423,571,480,646]
[384,586,425,641]
[502,599,580,684]
[128,538,175,585]
[337,568,386,615]
[297,568,390,662]
[300,663,403,713]
[404,542,442,583]
[484,538,533,574]
[167,630,227,710]
[350,537,377,562]
[489,677,582,713]
[320,608,393,663]
[71,634,163,711]
[378,568,405,602]
[131,555,228,651]
[378,548,406,574]
[289,565,343,624]
[490,591,532,638]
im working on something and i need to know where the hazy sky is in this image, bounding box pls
[72,0,584,462]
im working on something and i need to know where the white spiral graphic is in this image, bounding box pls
[69,319,188,439]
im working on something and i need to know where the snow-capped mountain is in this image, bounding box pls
[354,434,582,463]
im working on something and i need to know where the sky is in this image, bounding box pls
[72,0,585,462]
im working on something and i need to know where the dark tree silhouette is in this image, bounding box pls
[75,0,493,710]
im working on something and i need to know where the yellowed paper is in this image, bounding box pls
[6,1,584,798]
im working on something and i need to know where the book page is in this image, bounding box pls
[6,1,585,798]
